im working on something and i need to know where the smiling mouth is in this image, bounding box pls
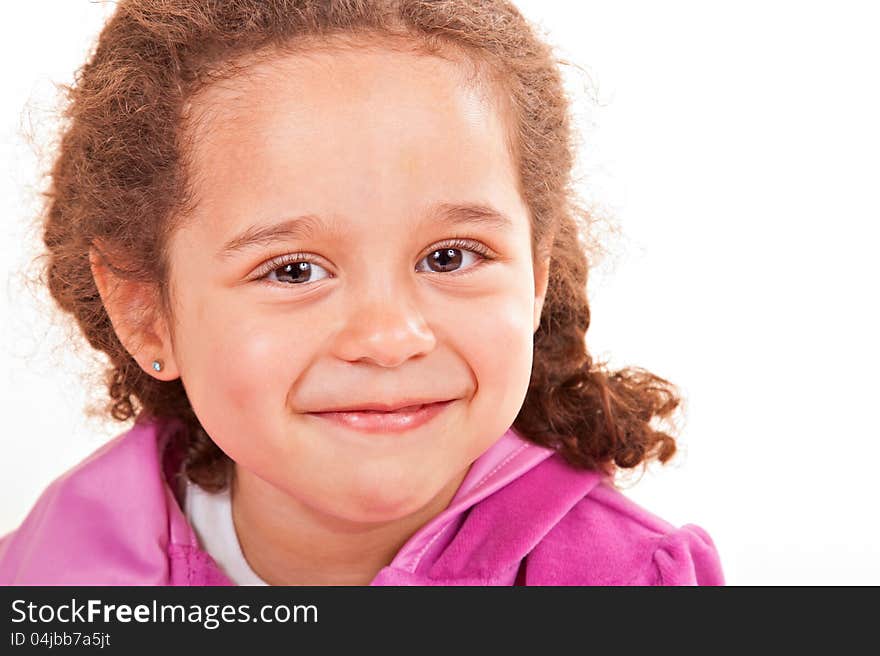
[311,399,454,414]
[324,403,426,414]
[307,400,455,433]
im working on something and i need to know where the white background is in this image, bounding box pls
[2,1,878,585]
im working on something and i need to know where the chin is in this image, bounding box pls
[342,493,428,525]
[326,460,439,521]
[333,479,440,525]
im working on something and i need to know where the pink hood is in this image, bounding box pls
[0,416,724,585]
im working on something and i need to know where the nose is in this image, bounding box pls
[332,279,437,368]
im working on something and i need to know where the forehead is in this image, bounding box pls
[180,47,524,237]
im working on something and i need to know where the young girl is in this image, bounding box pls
[0,0,724,586]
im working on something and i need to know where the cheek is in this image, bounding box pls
[176,302,313,438]
[457,286,535,413]
[218,329,281,406]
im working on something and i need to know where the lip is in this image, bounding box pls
[307,399,455,433]
[312,398,451,413]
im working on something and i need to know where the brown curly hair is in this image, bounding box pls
[37,0,681,492]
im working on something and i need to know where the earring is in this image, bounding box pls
[152,359,164,372]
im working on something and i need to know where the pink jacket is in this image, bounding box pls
[0,416,725,585]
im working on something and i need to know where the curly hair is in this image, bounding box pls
[37,0,680,492]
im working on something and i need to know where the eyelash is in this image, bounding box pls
[252,238,495,287]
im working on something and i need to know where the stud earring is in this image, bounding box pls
[152,359,163,372]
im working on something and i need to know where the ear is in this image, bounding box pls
[88,246,180,380]
[533,254,550,334]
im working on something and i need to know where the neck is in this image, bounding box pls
[230,465,467,586]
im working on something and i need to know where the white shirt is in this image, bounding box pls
[184,479,270,586]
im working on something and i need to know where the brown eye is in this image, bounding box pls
[417,242,490,275]
[426,248,463,273]
[255,239,493,288]
[261,258,331,285]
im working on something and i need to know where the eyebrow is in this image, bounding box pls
[216,201,513,259]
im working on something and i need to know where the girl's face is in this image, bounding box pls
[164,48,548,523]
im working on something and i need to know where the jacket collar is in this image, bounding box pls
[371,455,605,585]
